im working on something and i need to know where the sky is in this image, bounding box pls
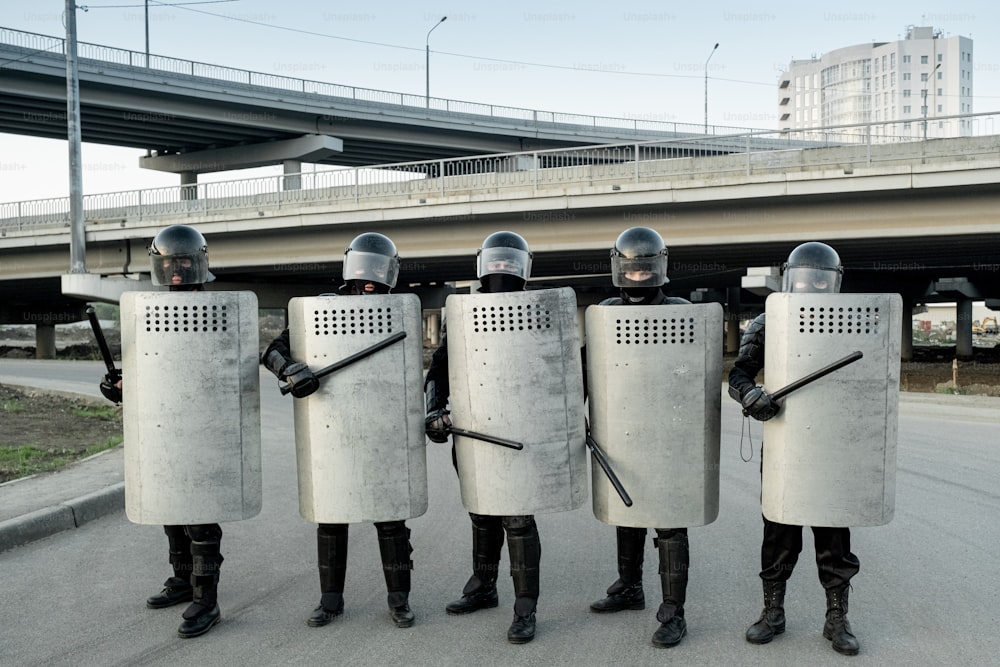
[1,0,999,203]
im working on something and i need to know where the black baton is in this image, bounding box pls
[86,306,119,376]
[280,330,407,395]
[770,350,864,402]
[586,435,633,508]
[448,426,523,451]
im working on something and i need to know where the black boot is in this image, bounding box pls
[308,524,348,627]
[147,526,193,609]
[177,529,223,639]
[591,527,646,613]
[505,516,540,645]
[746,580,786,644]
[823,586,860,656]
[650,529,688,648]
[377,521,415,628]
[446,514,503,615]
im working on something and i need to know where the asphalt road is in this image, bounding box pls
[1,360,999,666]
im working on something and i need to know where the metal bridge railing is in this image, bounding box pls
[2,112,998,233]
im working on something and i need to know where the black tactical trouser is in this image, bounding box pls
[759,518,860,589]
[163,524,223,582]
[615,526,689,621]
[316,521,413,597]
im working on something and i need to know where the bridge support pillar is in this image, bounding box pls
[283,159,302,191]
[35,324,56,360]
[180,172,197,200]
[900,296,913,362]
[724,288,742,354]
[424,311,441,347]
[956,298,974,360]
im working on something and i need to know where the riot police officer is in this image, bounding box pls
[263,232,417,630]
[587,227,695,648]
[101,224,226,639]
[424,231,543,644]
[728,241,861,656]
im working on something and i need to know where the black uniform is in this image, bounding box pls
[587,290,692,645]
[262,326,414,628]
[728,313,861,590]
[424,328,542,626]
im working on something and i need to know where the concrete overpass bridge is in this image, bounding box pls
[2,126,1000,358]
[0,26,790,177]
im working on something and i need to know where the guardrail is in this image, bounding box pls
[2,113,999,233]
[0,25,753,137]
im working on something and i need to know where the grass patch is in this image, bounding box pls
[0,436,122,482]
[2,399,23,412]
[72,405,119,420]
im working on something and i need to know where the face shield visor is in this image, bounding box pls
[611,254,668,288]
[150,253,213,286]
[783,266,842,294]
[342,250,399,289]
[476,246,531,282]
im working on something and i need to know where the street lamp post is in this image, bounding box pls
[425,16,447,108]
[922,63,942,140]
[704,43,719,134]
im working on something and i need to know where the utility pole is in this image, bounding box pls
[66,0,86,273]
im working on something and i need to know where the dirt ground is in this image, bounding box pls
[0,384,124,483]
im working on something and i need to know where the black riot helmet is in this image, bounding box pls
[148,224,214,287]
[342,232,399,294]
[611,227,669,288]
[782,241,843,294]
[476,231,532,293]
[611,227,669,303]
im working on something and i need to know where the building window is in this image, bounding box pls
[938,88,943,96]
[937,104,943,113]
[937,71,942,80]
[903,73,911,81]
[921,55,928,64]
[904,105,911,114]
[903,55,911,64]
[937,53,943,62]
[921,73,929,82]
[891,52,896,68]
[903,89,911,97]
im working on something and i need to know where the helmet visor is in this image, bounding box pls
[783,267,841,293]
[477,246,531,281]
[343,250,398,288]
[151,253,212,286]
[611,254,668,287]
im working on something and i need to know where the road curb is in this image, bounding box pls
[0,482,124,553]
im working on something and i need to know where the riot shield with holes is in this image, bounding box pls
[762,292,902,527]
[120,291,261,525]
[445,287,586,516]
[288,294,426,524]
[586,303,723,528]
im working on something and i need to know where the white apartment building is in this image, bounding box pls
[778,26,973,140]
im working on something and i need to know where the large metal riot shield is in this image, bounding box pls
[288,294,427,524]
[121,291,261,525]
[446,287,586,516]
[586,303,723,528]
[763,292,902,527]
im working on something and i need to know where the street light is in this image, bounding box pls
[704,43,719,134]
[425,15,447,108]
[922,63,942,140]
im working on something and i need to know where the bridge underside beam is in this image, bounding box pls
[140,134,344,174]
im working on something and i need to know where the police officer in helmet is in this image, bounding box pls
[424,231,543,644]
[262,232,417,629]
[587,227,696,648]
[728,241,860,656]
[101,224,226,639]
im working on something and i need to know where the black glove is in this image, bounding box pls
[99,369,122,404]
[741,386,780,421]
[425,409,451,443]
[283,362,320,398]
